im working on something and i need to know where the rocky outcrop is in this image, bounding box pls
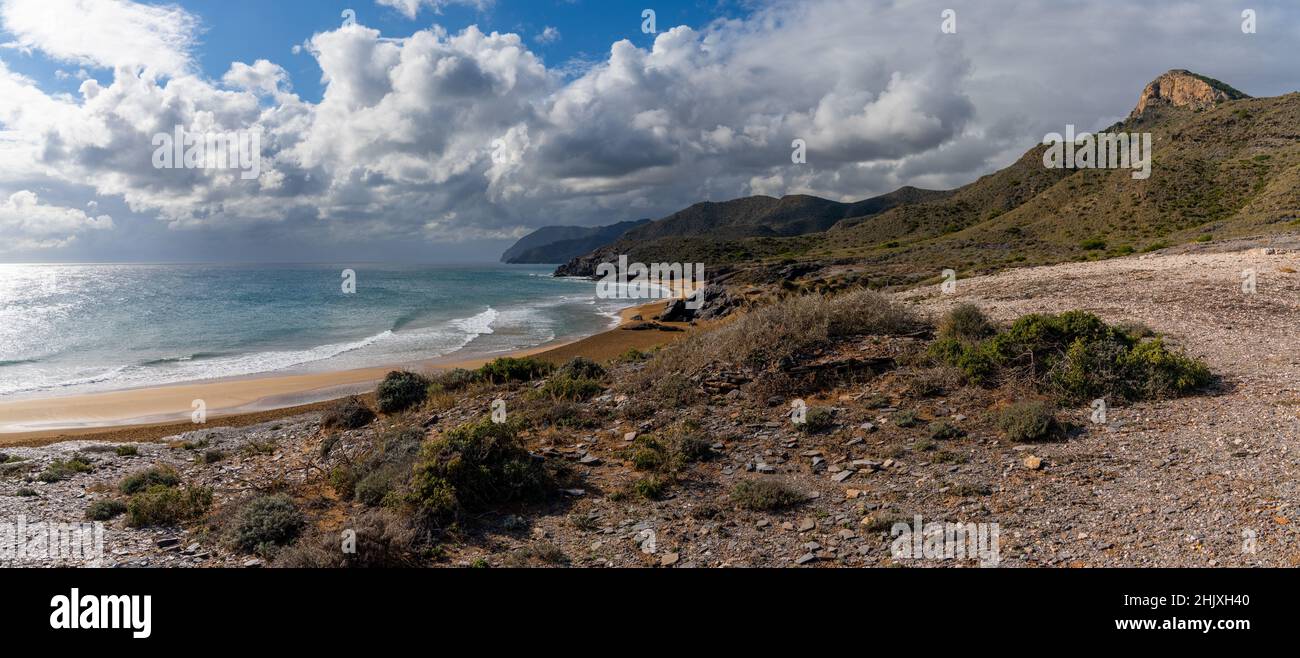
[1132,69,1249,117]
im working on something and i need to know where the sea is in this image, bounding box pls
[0,263,635,401]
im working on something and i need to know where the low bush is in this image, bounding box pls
[625,289,921,402]
[931,310,1212,404]
[37,457,93,483]
[126,485,212,527]
[226,494,305,556]
[477,357,553,384]
[274,510,418,568]
[119,466,181,495]
[376,371,430,414]
[799,406,836,433]
[927,421,965,441]
[630,475,668,500]
[406,418,554,522]
[997,400,1062,443]
[534,375,605,402]
[731,479,803,511]
[894,409,920,428]
[428,368,481,393]
[321,396,376,430]
[115,445,139,457]
[197,449,225,464]
[557,357,606,380]
[85,499,127,521]
[16,487,38,497]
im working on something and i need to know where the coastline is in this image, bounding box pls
[0,300,687,446]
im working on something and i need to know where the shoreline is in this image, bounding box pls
[0,300,686,446]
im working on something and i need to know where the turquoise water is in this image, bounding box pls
[0,263,626,400]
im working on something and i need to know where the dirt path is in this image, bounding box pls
[900,244,1300,566]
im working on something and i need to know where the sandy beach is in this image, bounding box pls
[0,300,689,446]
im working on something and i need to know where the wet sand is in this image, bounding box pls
[0,300,690,446]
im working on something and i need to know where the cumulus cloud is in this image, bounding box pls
[0,190,112,250]
[0,0,1298,258]
[376,0,492,20]
[0,0,197,78]
[535,26,560,44]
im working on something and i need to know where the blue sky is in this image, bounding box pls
[3,1,750,102]
[1,0,1298,263]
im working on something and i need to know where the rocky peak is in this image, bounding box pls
[1132,69,1249,117]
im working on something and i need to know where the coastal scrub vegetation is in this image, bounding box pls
[625,289,923,402]
[321,396,376,430]
[406,417,557,523]
[929,307,1212,404]
[126,485,212,527]
[376,371,431,414]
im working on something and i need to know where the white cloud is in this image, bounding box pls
[0,0,198,78]
[376,0,492,20]
[535,26,560,44]
[0,190,112,250]
[1,0,1298,258]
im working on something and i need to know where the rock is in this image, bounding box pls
[756,463,776,474]
[661,552,680,567]
[795,553,817,565]
[845,489,864,499]
[860,422,877,433]
[578,454,601,465]
[156,537,181,549]
[1132,69,1249,117]
[832,469,856,483]
[756,519,770,528]
[1023,455,1044,470]
[624,431,638,442]
[797,518,816,532]
[561,489,587,497]
[242,559,263,568]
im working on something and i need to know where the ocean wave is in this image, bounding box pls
[450,307,498,337]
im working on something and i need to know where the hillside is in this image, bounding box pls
[502,220,649,264]
[557,70,1300,289]
[555,186,947,277]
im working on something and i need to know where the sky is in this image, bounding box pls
[0,0,1297,263]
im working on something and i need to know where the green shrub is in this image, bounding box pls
[936,304,995,343]
[38,457,93,482]
[799,406,835,433]
[376,371,430,414]
[931,311,1212,404]
[534,375,605,402]
[558,356,606,380]
[406,418,554,522]
[627,435,668,471]
[329,465,357,500]
[477,357,553,384]
[226,494,305,556]
[355,470,396,507]
[731,479,803,511]
[997,400,1062,443]
[119,466,181,495]
[198,449,225,464]
[126,485,212,527]
[630,475,668,500]
[321,396,376,430]
[894,409,920,428]
[672,434,713,463]
[927,421,964,441]
[614,347,650,363]
[428,368,481,393]
[85,499,127,521]
[16,487,38,497]
[1080,238,1107,250]
[115,445,139,457]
